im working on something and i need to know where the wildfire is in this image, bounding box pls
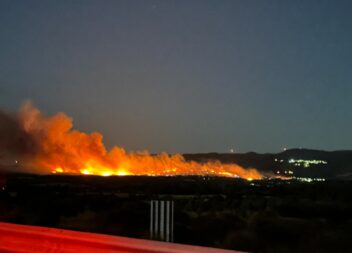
[2,102,263,180]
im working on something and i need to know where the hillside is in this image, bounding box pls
[184,149,352,179]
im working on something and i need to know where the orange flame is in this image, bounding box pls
[18,102,262,180]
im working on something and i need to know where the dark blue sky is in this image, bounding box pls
[1,0,352,153]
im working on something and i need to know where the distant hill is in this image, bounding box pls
[183,149,352,179]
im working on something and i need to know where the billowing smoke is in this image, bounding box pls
[0,102,262,180]
[0,108,38,156]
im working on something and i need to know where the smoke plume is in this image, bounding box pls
[0,108,38,156]
[0,102,262,180]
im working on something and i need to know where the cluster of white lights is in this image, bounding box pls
[293,177,326,183]
[276,170,294,175]
[275,158,327,168]
[288,159,327,168]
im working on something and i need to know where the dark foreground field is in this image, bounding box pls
[0,174,352,253]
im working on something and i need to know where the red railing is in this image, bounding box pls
[0,222,242,253]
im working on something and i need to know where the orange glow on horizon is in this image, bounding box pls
[17,102,263,180]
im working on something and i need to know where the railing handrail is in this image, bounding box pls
[0,222,242,253]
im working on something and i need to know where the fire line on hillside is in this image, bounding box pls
[0,102,262,180]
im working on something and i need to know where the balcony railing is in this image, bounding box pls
[0,222,243,253]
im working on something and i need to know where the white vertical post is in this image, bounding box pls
[154,200,159,238]
[150,200,154,239]
[166,201,170,242]
[171,200,174,242]
[160,201,164,241]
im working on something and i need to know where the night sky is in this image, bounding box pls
[1,0,352,153]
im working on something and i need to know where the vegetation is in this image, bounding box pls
[0,174,351,252]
